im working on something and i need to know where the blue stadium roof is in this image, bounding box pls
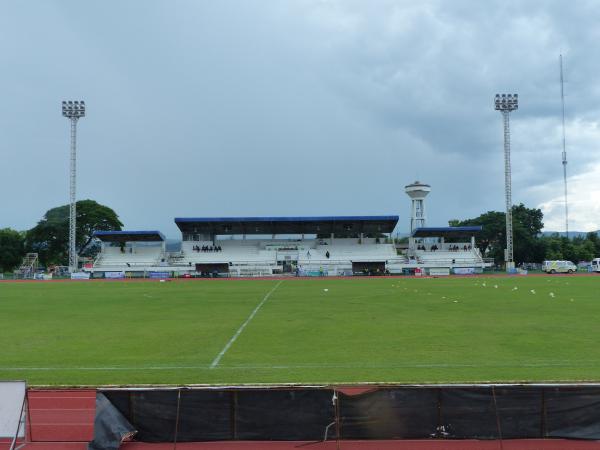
[93,230,166,242]
[411,226,483,238]
[174,216,399,235]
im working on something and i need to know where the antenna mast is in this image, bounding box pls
[560,54,569,238]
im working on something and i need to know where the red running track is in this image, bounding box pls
[0,389,95,450]
[0,444,88,450]
[120,440,600,449]
[27,389,95,442]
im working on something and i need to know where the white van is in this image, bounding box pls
[591,258,600,273]
[543,260,578,274]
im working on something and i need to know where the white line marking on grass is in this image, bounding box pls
[210,280,284,369]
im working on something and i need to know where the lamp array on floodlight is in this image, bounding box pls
[62,100,86,119]
[494,94,518,112]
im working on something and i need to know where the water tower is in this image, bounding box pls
[405,181,431,233]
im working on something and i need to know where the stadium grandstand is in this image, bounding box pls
[408,226,489,268]
[88,231,168,273]
[87,216,492,277]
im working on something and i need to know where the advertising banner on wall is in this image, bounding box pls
[105,271,125,279]
[429,268,450,276]
[34,273,53,280]
[149,271,170,279]
[453,267,475,275]
[71,272,91,280]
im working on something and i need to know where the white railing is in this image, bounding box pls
[412,258,489,266]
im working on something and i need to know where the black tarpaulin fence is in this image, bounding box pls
[92,385,600,444]
[102,388,335,442]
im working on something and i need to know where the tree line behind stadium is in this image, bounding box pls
[1,199,599,273]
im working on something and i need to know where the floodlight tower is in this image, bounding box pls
[62,100,86,273]
[494,93,518,271]
[559,54,569,238]
[405,181,431,233]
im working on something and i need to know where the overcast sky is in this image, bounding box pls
[2,0,599,237]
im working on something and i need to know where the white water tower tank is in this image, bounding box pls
[405,181,431,233]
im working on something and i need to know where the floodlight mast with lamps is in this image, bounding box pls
[559,54,569,238]
[61,100,85,273]
[494,93,518,271]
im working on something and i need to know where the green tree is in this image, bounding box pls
[26,200,123,266]
[512,204,546,264]
[576,240,596,261]
[0,228,25,272]
[541,234,564,260]
[451,204,544,264]
[586,231,600,256]
[564,235,596,262]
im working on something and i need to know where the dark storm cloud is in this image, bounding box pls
[1,0,599,235]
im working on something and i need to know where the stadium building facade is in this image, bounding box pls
[87,216,492,277]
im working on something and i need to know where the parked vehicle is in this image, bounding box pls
[591,258,600,273]
[542,260,578,274]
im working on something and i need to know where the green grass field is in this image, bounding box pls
[1,275,599,386]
